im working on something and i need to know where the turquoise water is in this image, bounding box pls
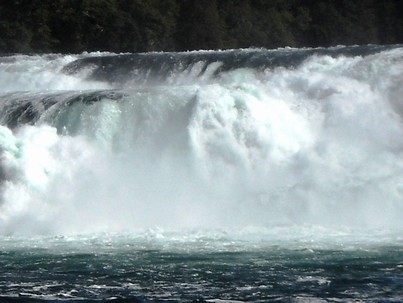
[0,232,402,302]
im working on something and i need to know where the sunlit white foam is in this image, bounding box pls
[1,48,403,236]
[0,54,110,92]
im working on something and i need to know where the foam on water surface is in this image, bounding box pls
[1,46,403,238]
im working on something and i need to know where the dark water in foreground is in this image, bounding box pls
[0,234,402,302]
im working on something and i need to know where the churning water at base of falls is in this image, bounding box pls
[0,231,402,303]
[0,46,402,302]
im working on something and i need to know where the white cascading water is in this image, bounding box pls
[1,47,403,236]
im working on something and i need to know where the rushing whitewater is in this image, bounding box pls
[1,47,403,303]
[1,46,403,236]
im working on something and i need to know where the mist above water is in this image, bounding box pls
[1,46,403,236]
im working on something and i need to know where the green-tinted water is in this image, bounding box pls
[0,234,402,302]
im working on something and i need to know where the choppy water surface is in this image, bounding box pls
[0,231,402,302]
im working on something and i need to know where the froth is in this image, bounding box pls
[0,54,110,93]
[1,48,403,235]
